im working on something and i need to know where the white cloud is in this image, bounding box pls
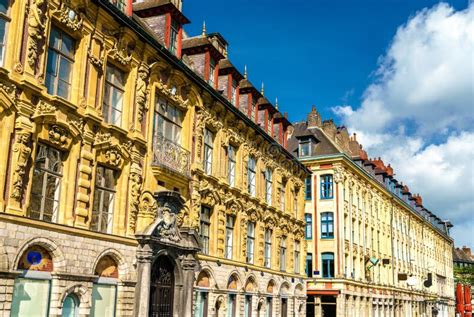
[337,2,474,135]
[333,3,474,247]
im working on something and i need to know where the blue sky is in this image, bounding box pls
[183,1,474,247]
[183,0,468,123]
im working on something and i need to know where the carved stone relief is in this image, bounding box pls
[10,132,32,201]
[27,0,48,70]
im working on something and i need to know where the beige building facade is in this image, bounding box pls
[289,107,455,317]
[0,0,308,316]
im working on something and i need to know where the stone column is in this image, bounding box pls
[134,243,154,317]
[180,254,198,317]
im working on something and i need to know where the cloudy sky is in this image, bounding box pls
[184,0,474,246]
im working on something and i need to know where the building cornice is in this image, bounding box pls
[300,153,453,243]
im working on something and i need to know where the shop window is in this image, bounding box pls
[194,291,208,317]
[91,256,118,317]
[11,246,53,316]
[62,294,79,317]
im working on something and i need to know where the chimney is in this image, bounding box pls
[462,246,472,257]
[307,105,322,128]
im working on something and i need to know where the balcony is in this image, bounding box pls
[152,134,190,177]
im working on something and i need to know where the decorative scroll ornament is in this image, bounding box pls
[48,125,69,147]
[94,131,111,145]
[10,133,32,201]
[34,100,56,117]
[128,163,143,233]
[136,63,151,123]
[68,117,84,134]
[55,2,82,31]
[154,204,181,242]
[88,51,104,69]
[27,0,48,69]
[0,79,17,100]
[109,39,132,66]
[105,148,122,167]
[334,166,345,183]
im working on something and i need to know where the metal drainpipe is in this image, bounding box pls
[390,199,396,317]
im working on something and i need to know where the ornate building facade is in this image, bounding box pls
[289,107,455,317]
[0,0,308,316]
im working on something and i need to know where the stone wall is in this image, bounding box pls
[0,217,137,317]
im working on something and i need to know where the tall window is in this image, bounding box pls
[227,294,236,317]
[103,64,125,126]
[91,283,117,317]
[194,291,208,317]
[45,27,75,99]
[299,140,311,157]
[0,0,10,65]
[320,174,333,199]
[265,169,272,205]
[264,229,272,268]
[246,222,255,263]
[154,97,183,144]
[280,237,286,271]
[305,177,312,200]
[322,252,335,278]
[91,166,116,233]
[228,145,236,187]
[247,156,256,196]
[305,214,312,239]
[169,19,179,54]
[225,215,234,259]
[208,57,216,87]
[294,241,300,274]
[265,297,272,317]
[280,182,286,212]
[321,212,334,239]
[30,144,63,222]
[306,253,313,277]
[231,78,237,104]
[200,206,211,254]
[244,295,252,317]
[203,129,213,175]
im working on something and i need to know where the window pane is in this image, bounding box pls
[0,0,8,13]
[49,27,60,49]
[62,294,79,317]
[91,284,116,317]
[11,278,51,317]
[61,33,75,57]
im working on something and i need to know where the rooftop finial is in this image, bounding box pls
[275,97,279,109]
[244,65,248,79]
[202,21,206,37]
[261,82,265,96]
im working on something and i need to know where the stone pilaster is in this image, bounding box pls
[134,243,153,317]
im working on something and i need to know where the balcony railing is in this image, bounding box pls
[152,134,190,177]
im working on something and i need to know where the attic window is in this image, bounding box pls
[299,140,312,157]
[169,20,180,55]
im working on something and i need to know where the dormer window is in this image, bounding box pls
[208,57,216,87]
[169,19,180,55]
[299,140,312,157]
[251,97,257,121]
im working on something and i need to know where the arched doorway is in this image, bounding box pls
[150,256,175,317]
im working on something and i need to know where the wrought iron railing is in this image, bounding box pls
[152,134,190,177]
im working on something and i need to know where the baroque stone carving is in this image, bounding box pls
[55,2,82,31]
[27,0,48,70]
[33,100,56,117]
[128,163,143,233]
[48,125,69,147]
[0,79,17,100]
[154,205,181,242]
[108,38,132,66]
[94,130,111,145]
[105,148,122,167]
[136,63,151,123]
[10,132,32,201]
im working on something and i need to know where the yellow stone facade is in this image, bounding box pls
[290,108,455,317]
[0,0,308,316]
